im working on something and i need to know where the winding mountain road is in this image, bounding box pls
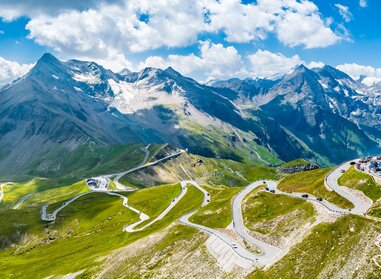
[179,181,262,264]
[13,194,33,209]
[232,181,282,265]
[41,192,92,221]
[325,160,373,214]
[40,146,185,222]
[124,181,188,232]
[0,184,4,204]
[180,166,374,268]
[265,181,350,215]
[37,149,376,269]
[107,145,185,190]
[112,145,151,190]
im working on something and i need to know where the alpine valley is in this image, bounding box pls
[1,54,381,279]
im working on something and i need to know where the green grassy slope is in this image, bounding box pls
[280,158,311,167]
[368,201,381,218]
[120,152,280,188]
[243,188,315,236]
[0,143,168,209]
[278,168,354,209]
[338,167,381,202]
[249,215,381,278]
[24,143,151,183]
[178,114,283,166]
[190,185,241,228]
[0,184,204,278]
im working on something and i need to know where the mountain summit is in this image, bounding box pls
[0,53,380,175]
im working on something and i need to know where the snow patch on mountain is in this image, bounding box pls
[108,79,136,103]
[318,80,328,89]
[72,72,101,84]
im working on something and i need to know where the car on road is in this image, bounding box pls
[341,169,346,173]
[172,199,176,203]
[263,181,266,184]
[316,197,323,201]
[270,189,275,193]
[350,161,356,165]
[265,187,269,191]
[231,243,238,249]
[207,199,210,203]
[301,194,308,198]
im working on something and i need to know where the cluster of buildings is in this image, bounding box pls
[355,156,381,176]
[86,177,109,191]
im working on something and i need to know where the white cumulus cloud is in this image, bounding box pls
[19,0,341,67]
[140,45,324,82]
[335,4,353,22]
[247,50,323,78]
[140,41,247,82]
[0,57,33,85]
[359,0,368,8]
[336,63,381,86]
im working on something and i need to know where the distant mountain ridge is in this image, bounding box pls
[0,53,380,175]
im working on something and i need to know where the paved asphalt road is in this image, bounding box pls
[232,181,282,266]
[124,181,188,232]
[13,193,34,209]
[265,181,350,215]
[178,181,262,264]
[38,152,376,268]
[113,144,151,190]
[325,160,372,214]
[0,184,4,204]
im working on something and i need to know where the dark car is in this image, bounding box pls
[265,187,269,191]
[317,197,323,201]
[350,161,356,165]
[302,194,308,198]
[270,189,275,193]
[263,181,266,184]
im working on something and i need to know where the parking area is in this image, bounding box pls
[355,156,381,178]
[86,177,110,191]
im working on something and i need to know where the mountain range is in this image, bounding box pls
[0,53,380,176]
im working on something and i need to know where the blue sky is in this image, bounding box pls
[0,0,380,84]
